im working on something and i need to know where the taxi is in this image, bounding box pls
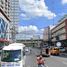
[50,47,60,55]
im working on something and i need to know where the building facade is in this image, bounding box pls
[0,0,10,46]
[43,26,51,45]
[43,27,49,42]
[0,0,10,18]
[51,16,67,47]
[10,0,20,42]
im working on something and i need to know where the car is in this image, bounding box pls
[25,47,31,54]
[58,47,65,52]
[50,47,60,55]
[25,47,29,52]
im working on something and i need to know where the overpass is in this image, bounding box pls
[16,39,43,47]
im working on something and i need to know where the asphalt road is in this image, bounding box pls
[0,48,67,67]
[25,48,40,67]
[45,56,67,67]
[25,48,67,67]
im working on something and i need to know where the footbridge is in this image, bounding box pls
[16,39,43,47]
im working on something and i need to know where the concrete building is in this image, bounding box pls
[43,26,51,45]
[0,0,11,46]
[9,0,20,42]
[0,0,10,18]
[43,27,49,42]
[51,16,67,47]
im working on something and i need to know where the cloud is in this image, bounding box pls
[18,25,39,33]
[20,13,30,20]
[40,29,44,32]
[17,25,44,39]
[18,25,44,34]
[61,0,67,4]
[49,25,55,30]
[21,13,27,17]
[19,0,56,19]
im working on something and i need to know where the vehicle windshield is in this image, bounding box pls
[1,50,21,62]
[54,48,59,50]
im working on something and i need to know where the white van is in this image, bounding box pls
[1,43,26,67]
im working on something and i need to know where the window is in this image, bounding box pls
[1,0,3,4]
[1,50,21,62]
[5,0,7,2]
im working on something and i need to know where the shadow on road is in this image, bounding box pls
[42,54,50,58]
[51,53,67,58]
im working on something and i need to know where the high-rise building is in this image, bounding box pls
[0,0,11,46]
[10,0,20,42]
[43,26,54,45]
[0,0,10,18]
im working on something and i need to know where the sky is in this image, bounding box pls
[17,0,67,39]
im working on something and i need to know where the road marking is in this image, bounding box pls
[62,61,67,65]
[45,64,48,67]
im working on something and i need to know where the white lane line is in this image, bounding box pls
[62,61,67,65]
[45,64,48,67]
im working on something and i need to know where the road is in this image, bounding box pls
[45,56,67,67]
[25,48,67,67]
[0,48,67,67]
[25,48,40,67]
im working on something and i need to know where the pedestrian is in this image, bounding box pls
[36,54,45,67]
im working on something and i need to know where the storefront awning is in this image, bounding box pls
[0,38,10,42]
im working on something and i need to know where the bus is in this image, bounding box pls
[1,43,26,67]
